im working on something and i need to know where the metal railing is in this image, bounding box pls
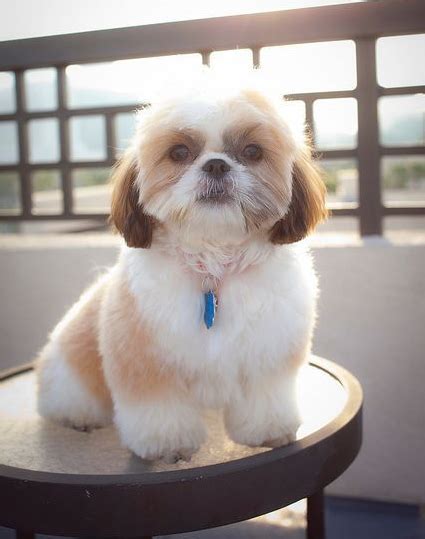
[0,0,424,235]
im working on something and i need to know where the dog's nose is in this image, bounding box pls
[202,158,231,178]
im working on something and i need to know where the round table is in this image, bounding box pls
[0,356,362,539]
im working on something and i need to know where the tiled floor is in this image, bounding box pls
[1,497,424,538]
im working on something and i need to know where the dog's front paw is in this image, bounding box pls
[261,430,298,448]
[131,433,203,462]
[224,372,302,449]
[161,446,199,464]
[125,425,205,463]
[224,397,300,449]
[115,398,206,462]
[226,419,299,449]
[130,434,204,463]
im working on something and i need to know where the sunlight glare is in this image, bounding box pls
[66,54,203,107]
[314,98,358,149]
[261,40,357,94]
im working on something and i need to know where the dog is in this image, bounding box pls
[37,83,327,462]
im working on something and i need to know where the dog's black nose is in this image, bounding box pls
[202,158,231,178]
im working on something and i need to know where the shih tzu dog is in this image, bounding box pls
[37,82,327,462]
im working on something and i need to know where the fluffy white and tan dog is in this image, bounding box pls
[36,84,327,462]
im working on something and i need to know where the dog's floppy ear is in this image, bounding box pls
[109,150,155,248]
[270,147,327,244]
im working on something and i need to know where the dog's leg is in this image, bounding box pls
[224,367,302,448]
[100,279,206,461]
[37,278,113,430]
[112,389,206,462]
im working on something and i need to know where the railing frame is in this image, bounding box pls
[0,0,425,234]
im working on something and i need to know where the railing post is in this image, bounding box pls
[15,70,32,218]
[57,66,73,216]
[356,38,383,236]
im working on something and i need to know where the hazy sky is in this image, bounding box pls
[0,0,362,41]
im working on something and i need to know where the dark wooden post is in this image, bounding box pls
[356,37,383,236]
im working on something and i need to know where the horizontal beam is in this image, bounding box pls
[318,150,357,160]
[0,213,109,221]
[286,90,356,101]
[0,0,424,70]
[379,85,425,96]
[383,205,425,216]
[2,206,423,222]
[381,147,425,156]
[0,105,142,121]
[0,161,115,172]
[327,206,358,217]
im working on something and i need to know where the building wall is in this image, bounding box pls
[313,240,425,504]
[1,234,424,504]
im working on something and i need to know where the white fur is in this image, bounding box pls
[102,239,316,455]
[114,393,206,462]
[224,368,301,447]
[122,240,316,406]
[37,341,112,429]
[39,237,316,455]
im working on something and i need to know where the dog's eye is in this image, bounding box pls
[242,144,263,161]
[169,144,190,162]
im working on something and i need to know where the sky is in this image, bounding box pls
[0,0,363,41]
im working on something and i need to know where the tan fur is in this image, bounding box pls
[240,89,278,116]
[58,283,111,407]
[109,151,156,248]
[139,129,204,202]
[222,119,294,230]
[237,90,327,239]
[101,277,179,403]
[270,146,328,244]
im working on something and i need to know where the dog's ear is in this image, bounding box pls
[109,151,155,248]
[270,148,327,244]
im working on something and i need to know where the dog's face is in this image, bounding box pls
[110,88,327,247]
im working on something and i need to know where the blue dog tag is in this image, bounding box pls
[204,290,217,329]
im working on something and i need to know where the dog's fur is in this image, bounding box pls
[37,85,327,461]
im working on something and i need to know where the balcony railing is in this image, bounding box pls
[0,0,424,235]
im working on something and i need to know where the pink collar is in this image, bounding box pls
[175,247,245,293]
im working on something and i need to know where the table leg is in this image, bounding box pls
[15,531,35,539]
[307,489,325,539]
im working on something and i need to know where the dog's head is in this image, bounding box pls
[110,86,327,247]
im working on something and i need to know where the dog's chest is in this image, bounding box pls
[123,246,314,380]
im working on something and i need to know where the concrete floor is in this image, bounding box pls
[1,497,424,539]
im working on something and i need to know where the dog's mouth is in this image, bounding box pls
[198,191,232,203]
[198,180,234,204]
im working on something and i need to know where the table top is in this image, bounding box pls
[0,356,362,537]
